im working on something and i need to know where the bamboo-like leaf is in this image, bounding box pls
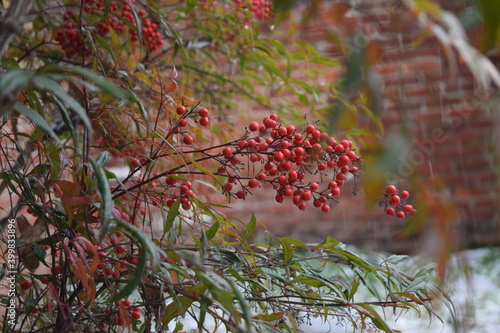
[33,76,92,132]
[13,103,62,145]
[90,160,112,238]
[243,214,256,240]
[163,296,195,326]
[163,198,180,236]
[205,221,219,241]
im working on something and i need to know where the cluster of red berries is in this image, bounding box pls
[175,105,210,144]
[56,1,162,57]
[383,185,416,218]
[234,0,272,20]
[55,21,88,58]
[215,114,360,213]
[113,299,141,326]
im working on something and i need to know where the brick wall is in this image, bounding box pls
[225,0,500,253]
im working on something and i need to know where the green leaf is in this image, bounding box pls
[90,159,112,238]
[355,303,394,333]
[278,239,294,264]
[110,220,162,302]
[243,214,256,240]
[13,103,62,145]
[253,312,286,321]
[111,248,147,302]
[205,221,219,241]
[313,237,340,250]
[96,151,110,168]
[33,76,92,133]
[289,275,325,288]
[163,199,180,235]
[162,296,195,325]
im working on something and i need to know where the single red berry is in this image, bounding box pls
[331,187,341,196]
[298,202,307,210]
[176,105,186,115]
[274,151,285,162]
[222,147,233,158]
[131,311,141,320]
[321,205,330,213]
[122,300,131,308]
[309,182,319,191]
[112,270,121,279]
[199,116,210,126]
[20,280,32,290]
[390,195,401,205]
[183,135,194,145]
[115,245,126,254]
[178,119,188,127]
[248,178,259,188]
[257,172,267,181]
[40,276,49,284]
[248,121,259,132]
[386,207,395,216]
[236,190,246,199]
[403,204,414,213]
[385,185,397,196]
[400,190,410,199]
[198,107,209,117]
[275,194,284,203]
[305,124,315,134]
[397,211,406,219]
[301,190,312,201]
[224,182,233,191]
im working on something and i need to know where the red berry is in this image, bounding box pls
[224,182,233,191]
[183,135,194,145]
[390,195,401,205]
[248,178,259,188]
[305,124,315,134]
[178,119,188,127]
[20,280,32,290]
[397,211,406,219]
[115,245,126,254]
[40,276,49,284]
[309,182,319,191]
[236,190,246,199]
[199,116,209,126]
[301,190,312,201]
[298,202,307,211]
[176,105,186,115]
[403,204,414,213]
[385,185,397,196]
[131,311,141,319]
[400,190,410,199]
[112,270,121,279]
[275,194,284,203]
[321,205,330,213]
[222,147,233,158]
[386,207,395,216]
[274,151,285,162]
[331,187,341,196]
[198,108,209,117]
[123,299,131,308]
[257,172,267,181]
[248,121,259,132]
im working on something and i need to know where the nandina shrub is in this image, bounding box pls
[0,1,448,332]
